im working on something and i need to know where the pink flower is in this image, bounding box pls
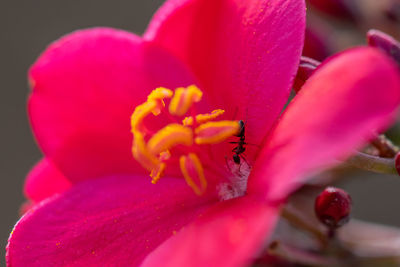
[7,0,400,266]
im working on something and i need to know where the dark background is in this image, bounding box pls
[1,1,400,266]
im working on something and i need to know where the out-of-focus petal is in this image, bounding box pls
[28,27,197,182]
[367,29,400,66]
[303,26,332,61]
[24,158,71,203]
[248,47,400,201]
[307,0,359,21]
[142,196,279,267]
[7,175,216,266]
[145,0,305,149]
[293,56,320,92]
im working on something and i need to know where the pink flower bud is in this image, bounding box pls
[315,187,352,229]
[367,29,400,66]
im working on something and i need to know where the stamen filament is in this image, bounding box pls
[195,121,240,145]
[147,124,193,156]
[169,85,203,116]
[180,153,207,195]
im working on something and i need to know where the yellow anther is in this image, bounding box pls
[150,151,171,184]
[195,121,240,145]
[132,132,159,171]
[131,88,174,132]
[147,87,173,115]
[147,124,193,156]
[169,85,203,116]
[147,87,173,102]
[159,150,171,161]
[130,101,158,132]
[179,153,207,195]
[183,109,225,126]
[150,162,166,184]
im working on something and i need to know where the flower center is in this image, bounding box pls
[130,85,240,195]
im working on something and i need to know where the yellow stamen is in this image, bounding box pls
[150,151,171,184]
[150,162,166,184]
[195,121,240,145]
[169,85,203,116]
[130,86,241,195]
[179,153,207,195]
[183,109,225,126]
[147,87,173,102]
[159,150,171,161]
[130,101,158,132]
[132,131,159,171]
[147,124,193,156]
[147,87,173,115]
[131,88,173,132]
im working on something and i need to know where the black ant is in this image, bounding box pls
[231,120,247,165]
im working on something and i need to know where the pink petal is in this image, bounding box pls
[29,28,197,182]
[145,0,305,148]
[142,196,279,267]
[248,47,400,201]
[7,175,216,266]
[24,158,71,203]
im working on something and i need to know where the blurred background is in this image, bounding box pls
[0,0,399,265]
[0,1,165,265]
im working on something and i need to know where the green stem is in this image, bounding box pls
[267,241,339,266]
[345,152,397,175]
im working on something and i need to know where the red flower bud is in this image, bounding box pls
[395,152,400,176]
[315,187,352,229]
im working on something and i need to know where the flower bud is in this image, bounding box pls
[367,29,400,67]
[394,152,400,176]
[315,187,352,229]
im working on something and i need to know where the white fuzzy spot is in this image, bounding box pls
[217,159,251,200]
